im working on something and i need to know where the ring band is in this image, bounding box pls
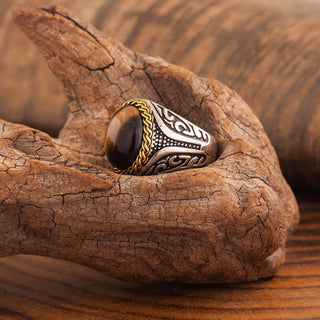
[105,99,217,175]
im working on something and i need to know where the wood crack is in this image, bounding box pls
[0,4,300,283]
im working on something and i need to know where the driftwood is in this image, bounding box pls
[0,5,298,283]
[0,0,319,191]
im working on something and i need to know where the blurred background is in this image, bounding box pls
[1,0,319,192]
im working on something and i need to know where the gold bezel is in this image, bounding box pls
[114,99,153,175]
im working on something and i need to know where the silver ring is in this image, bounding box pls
[105,99,217,175]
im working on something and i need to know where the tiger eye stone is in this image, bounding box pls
[105,106,143,170]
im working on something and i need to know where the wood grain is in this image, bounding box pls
[0,198,319,320]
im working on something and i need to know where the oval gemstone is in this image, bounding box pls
[105,106,143,170]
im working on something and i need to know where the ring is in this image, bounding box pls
[105,99,217,175]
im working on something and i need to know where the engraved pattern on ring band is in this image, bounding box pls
[138,100,214,175]
[148,100,209,143]
[144,154,207,175]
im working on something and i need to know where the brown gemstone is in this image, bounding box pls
[105,106,143,170]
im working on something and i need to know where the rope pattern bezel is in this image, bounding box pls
[114,99,153,175]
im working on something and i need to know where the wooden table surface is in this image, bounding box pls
[0,196,319,320]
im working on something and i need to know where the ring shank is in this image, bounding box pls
[139,100,217,175]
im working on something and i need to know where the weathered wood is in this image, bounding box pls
[0,199,318,320]
[0,0,320,190]
[0,5,298,283]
